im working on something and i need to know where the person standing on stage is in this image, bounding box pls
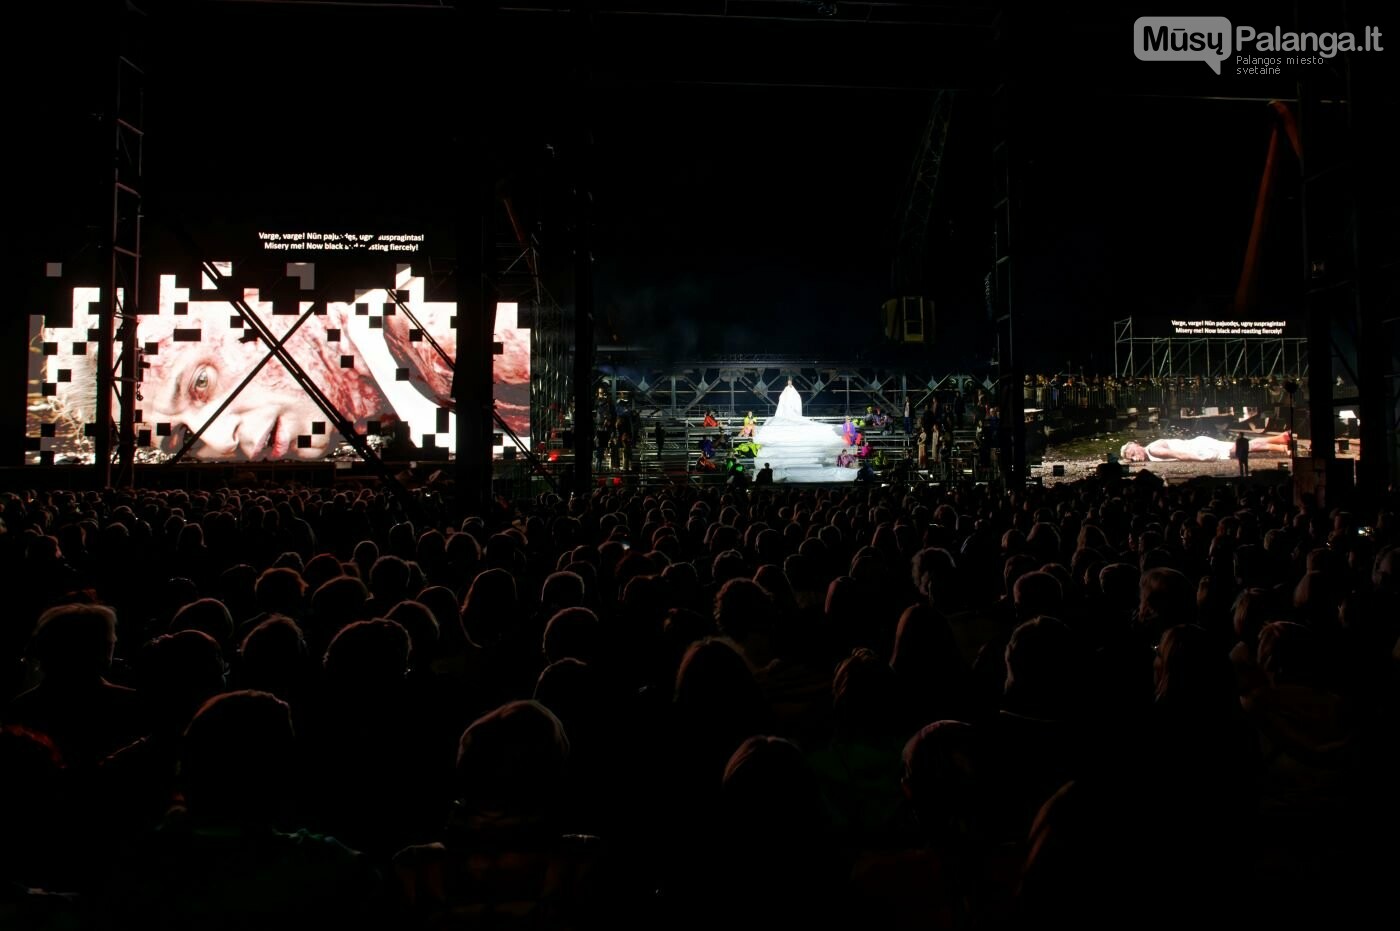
[1235,432,1250,476]
[904,397,912,436]
[917,427,928,470]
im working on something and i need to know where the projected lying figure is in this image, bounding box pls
[1120,432,1292,463]
[43,267,528,461]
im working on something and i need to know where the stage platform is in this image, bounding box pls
[1034,431,1358,486]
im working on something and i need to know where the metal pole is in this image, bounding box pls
[455,0,498,512]
[94,290,116,487]
[569,2,597,495]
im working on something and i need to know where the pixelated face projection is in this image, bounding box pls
[27,262,530,464]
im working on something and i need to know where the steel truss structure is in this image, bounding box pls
[93,2,146,488]
[494,235,571,455]
[594,355,982,420]
[1112,318,1309,381]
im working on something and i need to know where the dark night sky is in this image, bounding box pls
[19,0,1391,375]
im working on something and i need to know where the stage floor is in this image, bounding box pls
[1034,428,1358,485]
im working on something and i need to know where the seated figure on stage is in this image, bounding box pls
[739,411,756,438]
[1120,432,1292,463]
[703,410,719,428]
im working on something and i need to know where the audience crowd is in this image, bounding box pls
[2,469,1398,929]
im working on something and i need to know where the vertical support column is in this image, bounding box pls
[94,285,116,488]
[112,46,143,489]
[992,130,1024,486]
[1347,41,1393,491]
[454,1,497,512]
[92,1,145,489]
[901,373,907,433]
[1294,2,1393,491]
[570,3,596,495]
[1298,78,1339,469]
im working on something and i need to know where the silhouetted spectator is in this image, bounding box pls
[542,607,601,665]
[393,701,605,928]
[235,615,309,708]
[99,691,383,928]
[303,620,442,857]
[5,604,145,769]
[169,597,235,647]
[0,726,75,904]
[100,630,226,837]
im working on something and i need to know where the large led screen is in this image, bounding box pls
[27,258,529,464]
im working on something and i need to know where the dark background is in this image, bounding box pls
[15,0,1393,382]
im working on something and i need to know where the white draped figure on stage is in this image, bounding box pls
[774,378,804,419]
[754,377,853,482]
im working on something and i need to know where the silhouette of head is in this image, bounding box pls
[386,600,440,666]
[903,720,980,842]
[542,607,601,664]
[181,690,295,823]
[170,598,235,646]
[138,630,226,732]
[28,604,118,680]
[324,619,411,691]
[455,700,570,818]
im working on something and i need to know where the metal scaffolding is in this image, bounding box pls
[1112,318,1309,381]
[592,355,981,420]
[93,2,146,488]
[496,234,572,453]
